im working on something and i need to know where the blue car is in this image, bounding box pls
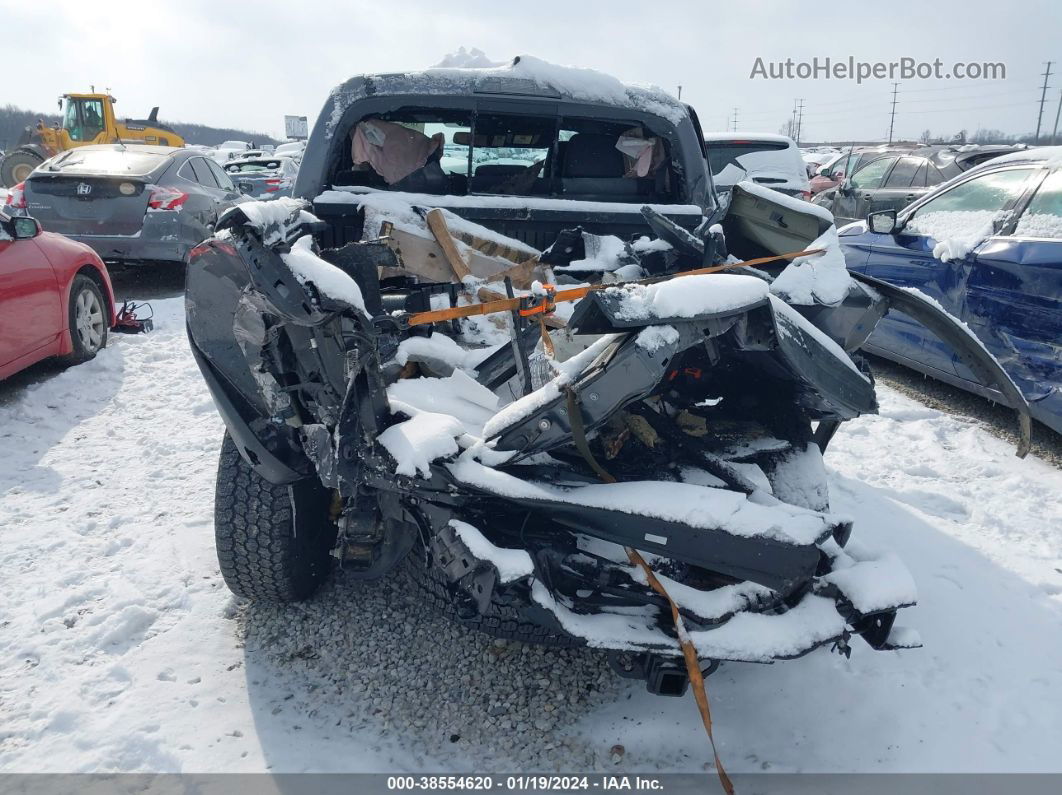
[838,147,1062,436]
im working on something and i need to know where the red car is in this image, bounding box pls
[0,211,116,380]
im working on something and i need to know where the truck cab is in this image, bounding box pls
[294,59,716,250]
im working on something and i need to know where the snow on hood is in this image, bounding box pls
[233,197,318,247]
[450,520,533,582]
[770,226,855,306]
[735,179,832,222]
[324,55,688,139]
[607,272,770,321]
[449,457,837,547]
[281,235,370,316]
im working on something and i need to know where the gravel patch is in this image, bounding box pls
[867,355,1062,469]
[237,565,639,771]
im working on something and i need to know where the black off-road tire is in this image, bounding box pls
[401,548,583,648]
[64,275,108,363]
[1,149,44,187]
[214,434,336,602]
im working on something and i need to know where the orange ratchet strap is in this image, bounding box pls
[403,247,824,328]
[564,387,735,794]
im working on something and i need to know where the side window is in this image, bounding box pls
[884,157,922,188]
[178,160,197,182]
[925,163,948,187]
[850,156,898,190]
[189,157,218,188]
[1015,170,1062,239]
[82,100,105,140]
[63,101,80,138]
[907,168,1036,240]
[206,159,237,191]
[910,163,928,188]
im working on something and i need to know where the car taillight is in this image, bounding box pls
[5,182,26,209]
[264,178,282,192]
[147,184,188,210]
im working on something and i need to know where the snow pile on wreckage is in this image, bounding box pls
[184,184,1031,719]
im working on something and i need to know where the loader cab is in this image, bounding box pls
[59,94,113,144]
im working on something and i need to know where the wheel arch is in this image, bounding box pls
[58,264,114,355]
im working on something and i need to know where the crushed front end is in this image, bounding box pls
[186,199,956,695]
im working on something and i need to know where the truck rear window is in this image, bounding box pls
[41,149,169,177]
[332,107,679,204]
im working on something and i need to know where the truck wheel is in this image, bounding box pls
[1,149,44,187]
[214,434,337,602]
[64,275,108,363]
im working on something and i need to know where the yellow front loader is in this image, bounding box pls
[1,93,185,186]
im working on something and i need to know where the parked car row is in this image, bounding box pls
[839,146,1061,434]
[814,144,1030,225]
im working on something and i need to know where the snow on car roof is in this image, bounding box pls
[703,132,797,145]
[323,55,688,138]
[983,145,1062,168]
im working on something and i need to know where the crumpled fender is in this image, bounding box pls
[850,271,1032,457]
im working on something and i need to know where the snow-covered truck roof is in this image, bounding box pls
[320,55,689,140]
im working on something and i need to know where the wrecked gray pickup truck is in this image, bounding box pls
[186,60,1030,696]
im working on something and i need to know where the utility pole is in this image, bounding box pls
[887,83,899,143]
[1035,61,1054,143]
[795,98,805,145]
[731,107,739,132]
[677,85,682,101]
[1052,88,1062,145]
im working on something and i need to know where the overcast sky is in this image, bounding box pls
[5,0,1060,143]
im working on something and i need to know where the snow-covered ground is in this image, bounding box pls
[1,296,1061,773]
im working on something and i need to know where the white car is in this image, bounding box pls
[273,141,306,161]
[209,141,253,164]
[704,132,811,199]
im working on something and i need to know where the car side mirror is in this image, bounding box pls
[816,165,830,176]
[867,209,898,235]
[12,216,41,239]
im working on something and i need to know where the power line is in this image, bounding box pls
[900,100,1037,115]
[887,83,899,143]
[902,82,1009,93]
[1035,61,1054,142]
[903,88,1038,104]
